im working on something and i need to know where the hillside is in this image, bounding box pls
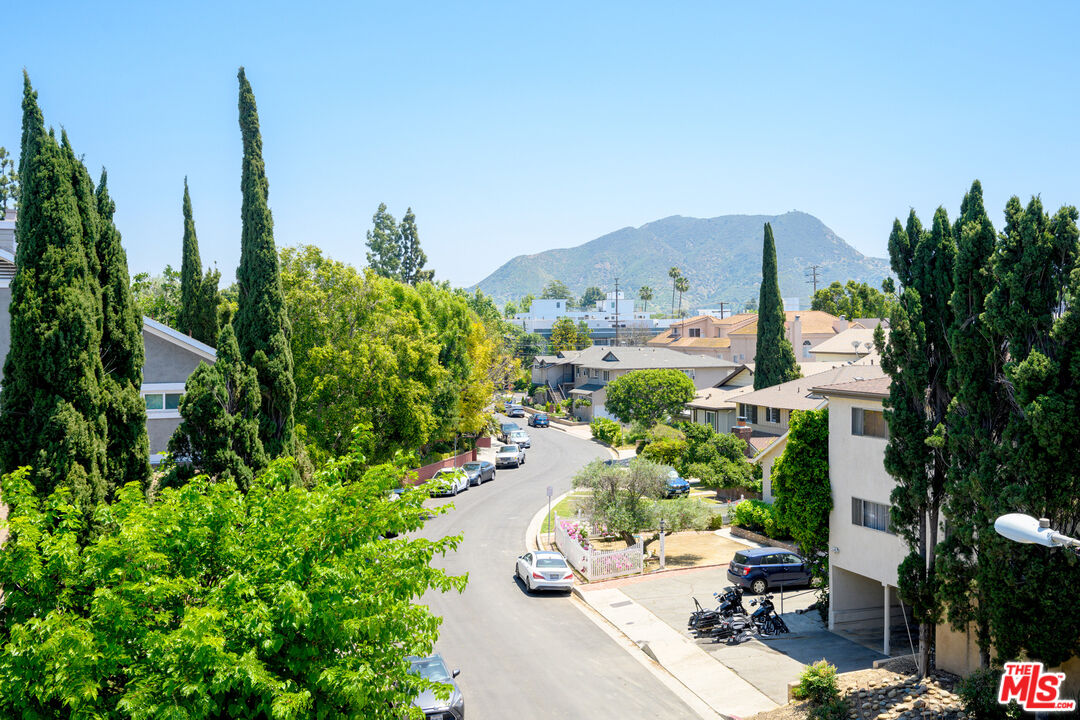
[474,212,892,311]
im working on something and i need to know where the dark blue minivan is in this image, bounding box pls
[727,546,811,595]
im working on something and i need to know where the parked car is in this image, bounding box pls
[727,547,812,595]
[499,422,520,443]
[528,412,549,428]
[429,468,469,497]
[508,429,531,448]
[665,469,690,498]
[461,460,495,485]
[506,404,526,418]
[408,653,464,720]
[515,550,575,593]
[495,444,525,468]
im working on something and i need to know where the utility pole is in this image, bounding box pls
[613,277,620,347]
[806,265,822,295]
[717,301,731,319]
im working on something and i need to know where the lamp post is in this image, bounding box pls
[994,513,1080,555]
[659,517,666,570]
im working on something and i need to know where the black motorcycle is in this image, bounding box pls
[688,586,747,637]
[749,594,790,636]
[708,611,755,644]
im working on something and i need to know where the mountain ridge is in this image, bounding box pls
[474,211,891,310]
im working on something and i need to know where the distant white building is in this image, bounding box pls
[514,292,657,345]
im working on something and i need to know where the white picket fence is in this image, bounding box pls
[553,514,644,581]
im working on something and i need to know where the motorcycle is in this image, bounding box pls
[688,586,747,637]
[749,594,790,636]
[709,611,755,645]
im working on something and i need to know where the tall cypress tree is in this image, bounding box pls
[878,207,955,676]
[938,181,1003,668]
[398,207,433,285]
[366,203,401,280]
[96,169,150,491]
[233,67,296,458]
[753,223,800,390]
[177,179,219,344]
[0,73,107,506]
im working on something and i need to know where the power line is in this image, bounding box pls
[806,264,823,295]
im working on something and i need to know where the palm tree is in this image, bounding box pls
[675,275,690,317]
[668,266,681,318]
[638,285,653,314]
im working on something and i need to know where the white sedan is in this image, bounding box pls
[515,550,575,593]
[428,468,469,497]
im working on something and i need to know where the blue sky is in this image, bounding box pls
[3,2,1079,290]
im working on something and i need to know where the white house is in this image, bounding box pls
[514,292,657,345]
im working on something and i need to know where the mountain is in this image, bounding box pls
[474,211,892,312]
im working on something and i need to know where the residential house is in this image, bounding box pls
[646,313,757,359]
[0,215,215,464]
[533,345,737,422]
[726,364,886,502]
[808,325,886,363]
[728,311,854,364]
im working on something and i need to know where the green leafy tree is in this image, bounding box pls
[366,202,400,280]
[0,146,17,218]
[639,285,653,313]
[675,421,755,491]
[178,179,220,344]
[520,293,535,312]
[131,265,182,326]
[503,300,519,317]
[771,408,831,582]
[878,207,955,676]
[668,266,681,317]
[234,67,296,459]
[540,279,573,304]
[575,320,592,348]
[0,74,107,508]
[604,369,696,427]
[0,433,467,718]
[573,457,668,546]
[579,285,604,309]
[515,331,548,366]
[399,207,433,285]
[95,169,150,492]
[675,275,689,317]
[811,280,897,319]
[549,316,582,352]
[977,195,1080,667]
[754,223,801,390]
[169,325,267,490]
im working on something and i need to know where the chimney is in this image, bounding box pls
[833,313,849,334]
[732,418,753,456]
[791,314,803,359]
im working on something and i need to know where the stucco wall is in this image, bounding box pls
[143,331,207,384]
[827,394,906,587]
[147,416,182,455]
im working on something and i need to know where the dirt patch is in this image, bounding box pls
[589,530,746,571]
[745,663,965,720]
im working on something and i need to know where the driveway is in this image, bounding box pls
[616,565,888,704]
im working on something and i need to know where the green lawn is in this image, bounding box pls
[540,493,589,533]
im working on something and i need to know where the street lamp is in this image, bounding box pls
[994,513,1080,554]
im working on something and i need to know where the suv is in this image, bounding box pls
[508,429,531,448]
[727,547,811,594]
[499,422,520,443]
[664,470,690,498]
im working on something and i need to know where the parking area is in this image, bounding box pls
[601,565,888,705]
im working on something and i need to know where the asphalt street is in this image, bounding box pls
[416,420,705,720]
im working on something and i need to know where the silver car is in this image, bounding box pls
[515,550,574,593]
[495,444,525,468]
[429,468,469,496]
[508,429,531,448]
[408,653,464,719]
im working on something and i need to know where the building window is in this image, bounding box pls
[705,410,717,430]
[144,392,182,411]
[682,368,696,380]
[602,370,610,382]
[852,407,888,438]
[765,407,780,424]
[591,368,599,378]
[803,339,812,358]
[689,328,701,338]
[852,497,893,533]
[738,403,758,424]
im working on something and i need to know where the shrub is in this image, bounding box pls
[731,499,788,539]
[640,437,687,466]
[809,698,848,720]
[957,668,1022,719]
[590,417,623,446]
[651,498,714,532]
[793,659,839,705]
[707,513,725,531]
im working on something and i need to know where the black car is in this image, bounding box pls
[461,460,495,485]
[727,547,812,595]
[408,653,464,719]
[528,413,549,428]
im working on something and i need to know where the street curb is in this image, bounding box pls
[525,489,576,552]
